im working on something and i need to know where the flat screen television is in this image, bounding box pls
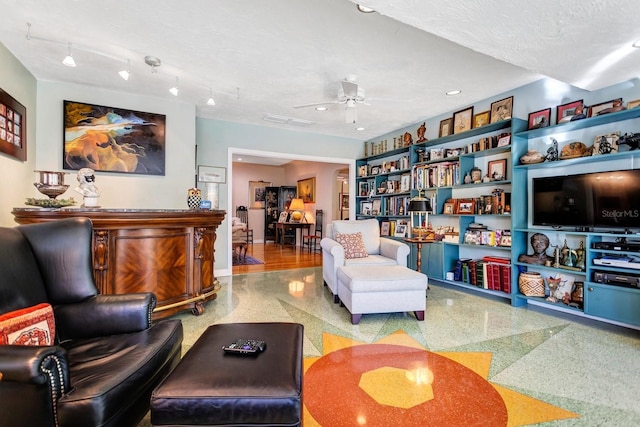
[532,170,640,230]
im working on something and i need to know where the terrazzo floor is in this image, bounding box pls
[140,267,640,426]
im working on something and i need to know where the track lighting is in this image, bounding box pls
[62,42,76,67]
[207,88,216,106]
[119,60,131,80]
[169,77,179,96]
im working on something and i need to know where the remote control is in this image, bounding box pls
[222,338,266,355]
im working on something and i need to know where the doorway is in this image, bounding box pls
[227,147,355,271]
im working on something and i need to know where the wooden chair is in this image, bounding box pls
[236,205,254,245]
[303,210,323,252]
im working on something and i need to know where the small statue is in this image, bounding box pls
[576,241,586,270]
[518,233,553,265]
[403,132,413,147]
[75,168,100,207]
[416,122,428,143]
[546,137,559,161]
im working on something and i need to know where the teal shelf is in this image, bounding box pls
[513,149,640,170]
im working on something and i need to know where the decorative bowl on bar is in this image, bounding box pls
[34,171,69,199]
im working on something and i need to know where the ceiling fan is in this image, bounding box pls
[293,75,368,123]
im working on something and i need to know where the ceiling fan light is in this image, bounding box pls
[346,99,356,108]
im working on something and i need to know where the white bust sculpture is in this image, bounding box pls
[75,168,100,206]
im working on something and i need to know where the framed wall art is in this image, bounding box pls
[490,96,513,123]
[197,165,226,183]
[249,180,271,209]
[527,108,551,130]
[588,98,623,117]
[453,106,474,134]
[63,100,166,175]
[0,87,27,161]
[556,99,583,124]
[340,193,349,209]
[473,110,490,128]
[627,99,640,109]
[488,159,507,180]
[297,177,316,203]
[439,118,453,137]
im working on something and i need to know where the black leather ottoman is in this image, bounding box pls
[150,322,304,426]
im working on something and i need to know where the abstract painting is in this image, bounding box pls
[63,100,166,175]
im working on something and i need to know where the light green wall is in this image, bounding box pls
[0,43,37,226]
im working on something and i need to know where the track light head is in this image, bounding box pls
[169,77,179,96]
[63,42,76,67]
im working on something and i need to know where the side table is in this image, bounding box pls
[403,237,435,273]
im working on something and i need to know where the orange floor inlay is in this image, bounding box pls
[303,331,579,427]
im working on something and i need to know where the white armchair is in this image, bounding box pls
[320,219,410,302]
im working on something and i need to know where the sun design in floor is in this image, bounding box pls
[303,331,578,426]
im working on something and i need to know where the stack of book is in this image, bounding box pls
[452,256,511,293]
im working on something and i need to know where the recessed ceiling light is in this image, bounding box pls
[446,90,462,96]
[315,106,327,111]
[356,127,365,131]
[357,5,375,13]
[237,157,243,161]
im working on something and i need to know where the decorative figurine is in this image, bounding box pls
[546,137,559,161]
[576,241,586,270]
[518,233,553,265]
[570,103,587,121]
[75,168,100,207]
[403,132,413,147]
[187,188,202,209]
[416,122,428,143]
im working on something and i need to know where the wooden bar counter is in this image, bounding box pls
[12,208,226,319]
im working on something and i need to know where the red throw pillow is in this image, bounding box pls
[335,232,369,259]
[0,303,55,345]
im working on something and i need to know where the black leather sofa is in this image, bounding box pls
[0,218,183,427]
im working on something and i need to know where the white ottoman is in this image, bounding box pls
[336,265,428,324]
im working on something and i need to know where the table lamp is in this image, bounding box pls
[408,193,432,240]
[288,198,306,222]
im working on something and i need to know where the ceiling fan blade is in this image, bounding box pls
[293,100,339,109]
[345,106,357,124]
[341,80,358,98]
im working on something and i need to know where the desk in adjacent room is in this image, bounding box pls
[275,222,311,249]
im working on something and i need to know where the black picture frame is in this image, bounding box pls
[490,96,513,123]
[63,100,166,175]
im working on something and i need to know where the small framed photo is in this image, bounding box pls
[627,99,640,109]
[370,165,380,175]
[588,98,623,117]
[430,148,444,160]
[278,211,289,222]
[197,165,226,183]
[490,96,513,123]
[361,201,373,216]
[556,99,584,124]
[457,199,475,215]
[380,221,390,236]
[499,235,512,247]
[394,224,407,238]
[443,201,456,215]
[497,134,511,147]
[372,199,381,215]
[473,110,490,128]
[453,106,474,134]
[527,108,551,130]
[488,159,507,180]
[439,117,453,137]
[358,181,369,196]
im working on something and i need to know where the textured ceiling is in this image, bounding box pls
[0,0,638,142]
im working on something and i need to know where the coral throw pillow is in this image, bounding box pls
[335,232,369,259]
[0,303,55,345]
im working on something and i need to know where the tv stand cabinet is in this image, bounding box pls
[512,107,640,329]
